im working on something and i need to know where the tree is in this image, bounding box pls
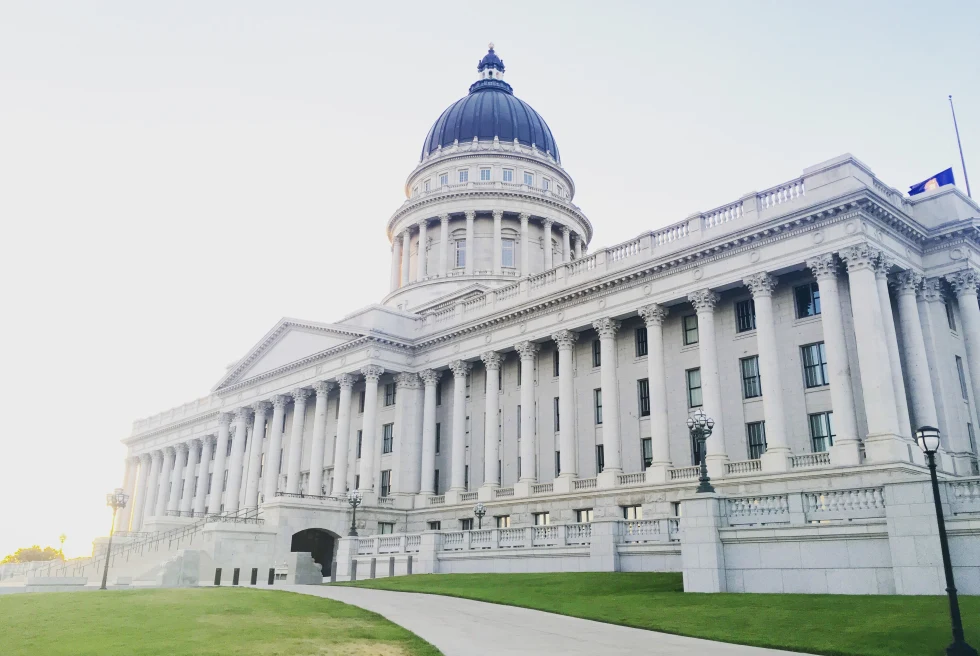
[1,545,64,564]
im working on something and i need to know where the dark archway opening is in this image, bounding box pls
[291,528,337,576]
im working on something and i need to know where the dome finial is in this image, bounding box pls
[488,41,494,51]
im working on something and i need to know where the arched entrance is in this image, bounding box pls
[291,528,338,576]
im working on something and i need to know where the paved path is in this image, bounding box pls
[281,585,809,656]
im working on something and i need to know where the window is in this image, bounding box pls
[433,469,440,495]
[501,238,515,268]
[412,185,418,197]
[672,502,682,517]
[495,515,511,528]
[553,350,560,377]
[801,342,829,388]
[464,465,469,491]
[428,521,442,531]
[517,360,522,386]
[480,167,491,181]
[523,171,534,186]
[735,299,756,333]
[458,169,468,183]
[683,315,699,345]
[358,390,366,413]
[592,339,601,367]
[436,381,443,405]
[968,423,978,456]
[423,179,430,192]
[439,173,448,186]
[638,378,650,417]
[517,405,522,438]
[435,423,441,453]
[502,168,513,183]
[384,383,396,406]
[355,474,360,489]
[557,183,564,197]
[455,239,466,268]
[740,356,762,399]
[382,423,394,454]
[555,450,561,476]
[379,522,395,534]
[517,456,521,479]
[635,327,648,357]
[576,508,594,523]
[641,437,653,470]
[356,430,363,459]
[946,302,957,330]
[686,368,703,408]
[957,356,969,399]
[380,470,391,497]
[596,445,605,474]
[226,439,232,457]
[553,397,560,431]
[809,412,835,452]
[497,459,502,485]
[460,518,473,530]
[207,473,213,490]
[533,512,551,525]
[594,389,603,424]
[794,282,821,318]
[623,505,643,520]
[542,178,550,191]
[222,470,228,492]
[746,422,767,459]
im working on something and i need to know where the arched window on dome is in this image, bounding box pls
[501,228,520,270]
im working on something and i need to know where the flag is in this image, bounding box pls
[908,168,956,196]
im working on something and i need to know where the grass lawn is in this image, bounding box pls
[0,587,441,656]
[344,572,980,656]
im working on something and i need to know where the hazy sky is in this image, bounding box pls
[1,1,977,558]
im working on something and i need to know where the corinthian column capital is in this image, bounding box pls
[395,372,420,389]
[360,365,385,382]
[336,372,359,390]
[551,329,579,350]
[515,340,540,359]
[251,400,271,416]
[271,395,289,411]
[481,351,503,370]
[419,369,441,386]
[744,272,778,298]
[234,407,253,422]
[806,253,838,281]
[592,317,621,338]
[638,304,668,326]
[216,412,233,427]
[688,289,719,313]
[519,213,530,226]
[291,388,311,405]
[892,270,922,296]
[918,277,945,303]
[139,453,152,465]
[946,268,980,297]
[203,434,217,448]
[492,210,503,221]
[449,360,471,378]
[839,242,882,273]
[874,253,896,279]
[313,380,334,397]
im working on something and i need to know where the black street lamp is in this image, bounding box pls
[100,488,129,591]
[347,490,363,537]
[915,426,977,656]
[473,502,487,529]
[687,410,715,494]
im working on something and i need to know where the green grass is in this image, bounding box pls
[0,588,441,656]
[343,572,980,656]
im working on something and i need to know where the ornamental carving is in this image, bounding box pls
[839,243,881,272]
[361,365,385,381]
[252,400,271,416]
[440,214,450,224]
[313,380,334,397]
[139,453,152,464]
[418,369,441,386]
[449,359,471,378]
[164,446,176,457]
[744,272,778,298]
[187,439,201,452]
[519,212,530,225]
[561,225,571,236]
[272,395,289,411]
[637,304,668,326]
[892,270,922,295]
[204,434,217,447]
[481,351,503,370]
[234,406,253,422]
[874,253,895,279]
[515,340,540,359]
[592,317,621,338]
[688,289,719,312]
[551,329,579,350]
[395,372,420,389]
[216,412,233,426]
[918,277,944,303]
[806,253,837,280]
[336,373,358,389]
[291,388,312,405]
[492,210,503,221]
[151,450,164,462]
[946,268,980,297]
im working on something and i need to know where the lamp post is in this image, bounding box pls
[915,426,977,656]
[58,533,66,558]
[347,490,363,537]
[100,488,129,591]
[473,502,487,530]
[687,409,715,494]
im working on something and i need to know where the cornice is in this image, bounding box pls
[125,410,220,445]
[409,144,574,194]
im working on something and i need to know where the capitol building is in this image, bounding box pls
[73,47,980,595]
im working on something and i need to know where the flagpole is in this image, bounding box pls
[949,95,972,199]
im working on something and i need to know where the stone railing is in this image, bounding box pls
[531,482,554,495]
[618,472,646,486]
[802,487,886,521]
[460,491,479,502]
[725,459,762,476]
[427,495,446,506]
[356,538,375,555]
[727,495,791,526]
[949,478,980,515]
[573,477,597,490]
[405,535,421,552]
[622,518,681,543]
[725,487,887,527]
[494,487,515,499]
[378,497,395,506]
[669,466,700,481]
[790,452,832,469]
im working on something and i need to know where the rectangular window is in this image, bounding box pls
[594,389,603,424]
[455,239,466,268]
[683,314,699,345]
[222,469,228,492]
[460,518,473,530]
[433,469,440,495]
[384,383,396,406]
[795,282,821,318]
[957,356,969,399]
[356,430,363,459]
[641,437,653,470]
[801,342,829,388]
[517,456,521,479]
[592,339,601,367]
[968,423,978,455]
[435,423,441,453]
[686,368,703,408]
[458,169,468,183]
[226,439,232,457]
[746,422,767,459]
[517,405,522,438]
[423,179,430,192]
[497,459,502,485]
[501,238,515,268]
[809,412,835,452]
[355,474,360,490]
[379,522,395,534]
[576,508,594,523]
[735,299,756,333]
[428,521,442,531]
[635,327,648,357]
[502,168,513,183]
[623,505,643,520]
[533,512,551,525]
[542,177,550,191]
[464,465,469,491]
[517,360,522,386]
[555,450,561,477]
[595,445,605,474]
[358,391,366,413]
[637,378,650,417]
[480,167,491,181]
[946,302,957,330]
[553,350,560,377]
[412,186,418,197]
[523,171,534,186]
[495,515,511,528]
[553,397,560,431]
[380,470,391,497]
[439,173,448,186]
[436,381,443,405]
[207,473,213,490]
[382,423,394,454]
[740,356,762,399]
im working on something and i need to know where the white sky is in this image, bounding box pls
[1,1,977,558]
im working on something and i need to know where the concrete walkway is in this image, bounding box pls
[281,585,810,656]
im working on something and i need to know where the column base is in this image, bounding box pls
[513,481,533,498]
[645,463,670,484]
[552,475,576,494]
[864,433,914,464]
[596,470,621,490]
[477,484,497,502]
[830,440,862,466]
[705,454,728,480]
[444,489,466,505]
[760,449,791,473]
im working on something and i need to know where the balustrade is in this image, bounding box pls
[725,459,762,475]
[790,452,832,469]
[531,482,554,494]
[493,487,515,499]
[949,479,980,515]
[618,472,646,486]
[802,487,886,521]
[668,466,699,481]
[727,495,791,526]
[572,478,597,490]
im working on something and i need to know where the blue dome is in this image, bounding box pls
[421,48,560,163]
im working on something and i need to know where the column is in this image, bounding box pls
[448,360,471,491]
[561,226,571,264]
[840,244,905,462]
[131,454,151,530]
[389,242,400,292]
[263,396,288,501]
[167,443,188,512]
[688,290,727,475]
[154,447,174,516]
[225,407,251,513]
[481,352,502,490]
[178,440,199,514]
[552,330,579,486]
[439,214,450,277]
[543,219,554,270]
[637,305,671,481]
[492,210,503,275]
[894,271,939,429]
[121,456,138,529]
[207,414,231,513]
[464,211,475,275]
[394,372,422,494]
[144,450,162,521]
[574,234,583,259]
[416,220,428,281]
[307,381,333,497]
[418,369,441,496]
[244,401,270,507]
[876,256,913,439]
[519,213,530,276]
[593,319,623,480]
[193,435,215,515]
[516,341,540,485]
[807,254,861,465]
[331,373,357,497]
[358,365,384,492]
[400,230,411,286]
[285,388,311,494]
[947,268,980,422]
